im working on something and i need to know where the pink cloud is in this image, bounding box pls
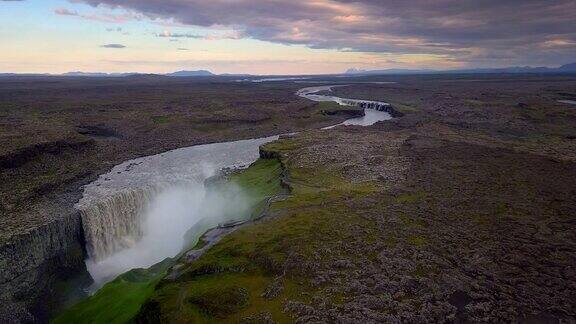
[54,7,138,24]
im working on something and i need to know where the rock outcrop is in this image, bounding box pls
[0,210,89,322]
[0,138,94,170]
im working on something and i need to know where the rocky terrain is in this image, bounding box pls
[1,74,576,322]
[136,74,576,322]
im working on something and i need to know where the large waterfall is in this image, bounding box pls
[75,135,280,287]
[78,186,160,261]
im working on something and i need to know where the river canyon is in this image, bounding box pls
[76,84,393,290]
[2,75,575,323]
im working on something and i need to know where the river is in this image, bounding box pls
[77,85,393,288]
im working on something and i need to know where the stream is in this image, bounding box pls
[77,85,393,289]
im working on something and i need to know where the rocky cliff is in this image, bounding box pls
[0,209,89,322]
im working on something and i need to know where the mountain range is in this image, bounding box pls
[2,63,576,78]
[345,63,576,75]
[0,70,218,78]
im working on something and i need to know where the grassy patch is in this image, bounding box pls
[389,101,420,113]
[52,259,173,324]
[229,158,284,204]
[188,284,250,318]
[407,235,428,247]
[396,192,426,203]
[151,115,172,124]
[261,138,302,153]
[399,213,427,227]
[316,101,362,115]
[192,235,208,250]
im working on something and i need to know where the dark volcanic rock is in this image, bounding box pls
[75,124,120,138]
[0,209,89,322]
[321,108,364,117]
[0,139,94,170]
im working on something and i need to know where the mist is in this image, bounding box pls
[86,176,252,289]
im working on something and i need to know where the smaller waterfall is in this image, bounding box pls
[79,186,160,261]
[297,85,393,128]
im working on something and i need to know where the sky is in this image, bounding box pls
[1,0,575,75]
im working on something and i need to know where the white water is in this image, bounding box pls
[78,84,395,288]
[558,100,576,105]
[85,181,251,288]
[77,135,278,287]
[322,109,393,129]
[296,85,393,128]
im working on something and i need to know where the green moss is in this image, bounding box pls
[399,213,427,227]
[389,101,420,113]
[411,265,435,278]
[192,235,208,250]
[316,101,363,115]
[396,192,426,203]
[495,202,509,215]
[188,285,249,318]
[52,259,173,324]
[148,274,307,323]
[261,138,302,153]
[151,115,172,124]
[407,235,428,247]
[230,158,284,204]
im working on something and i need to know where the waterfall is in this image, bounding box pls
[74,134,280,287]
[79,186,159,261]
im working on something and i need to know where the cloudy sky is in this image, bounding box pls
[1,0,575,74]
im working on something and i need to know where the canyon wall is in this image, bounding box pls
[0,210,88,322]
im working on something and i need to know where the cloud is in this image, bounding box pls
[100,43,126,48]
[69,0,576,66]
[156,30,243,40]
[54,7,139,23]
[156,31,202,39]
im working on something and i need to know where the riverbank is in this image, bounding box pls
[138,122,576,322]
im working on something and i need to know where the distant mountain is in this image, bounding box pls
[346,68,435,75]
[61,72,128,77]
[165,70,215,77]
[0,70,217,78]
[220,73,253,77]
[61,70,217,77]
[346,63,576,75]
[559,63,576,71]
[0,73,50,77]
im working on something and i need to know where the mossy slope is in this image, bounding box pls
[52,259,172,324]
[52,158,285,324]
[136,136,384,323]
